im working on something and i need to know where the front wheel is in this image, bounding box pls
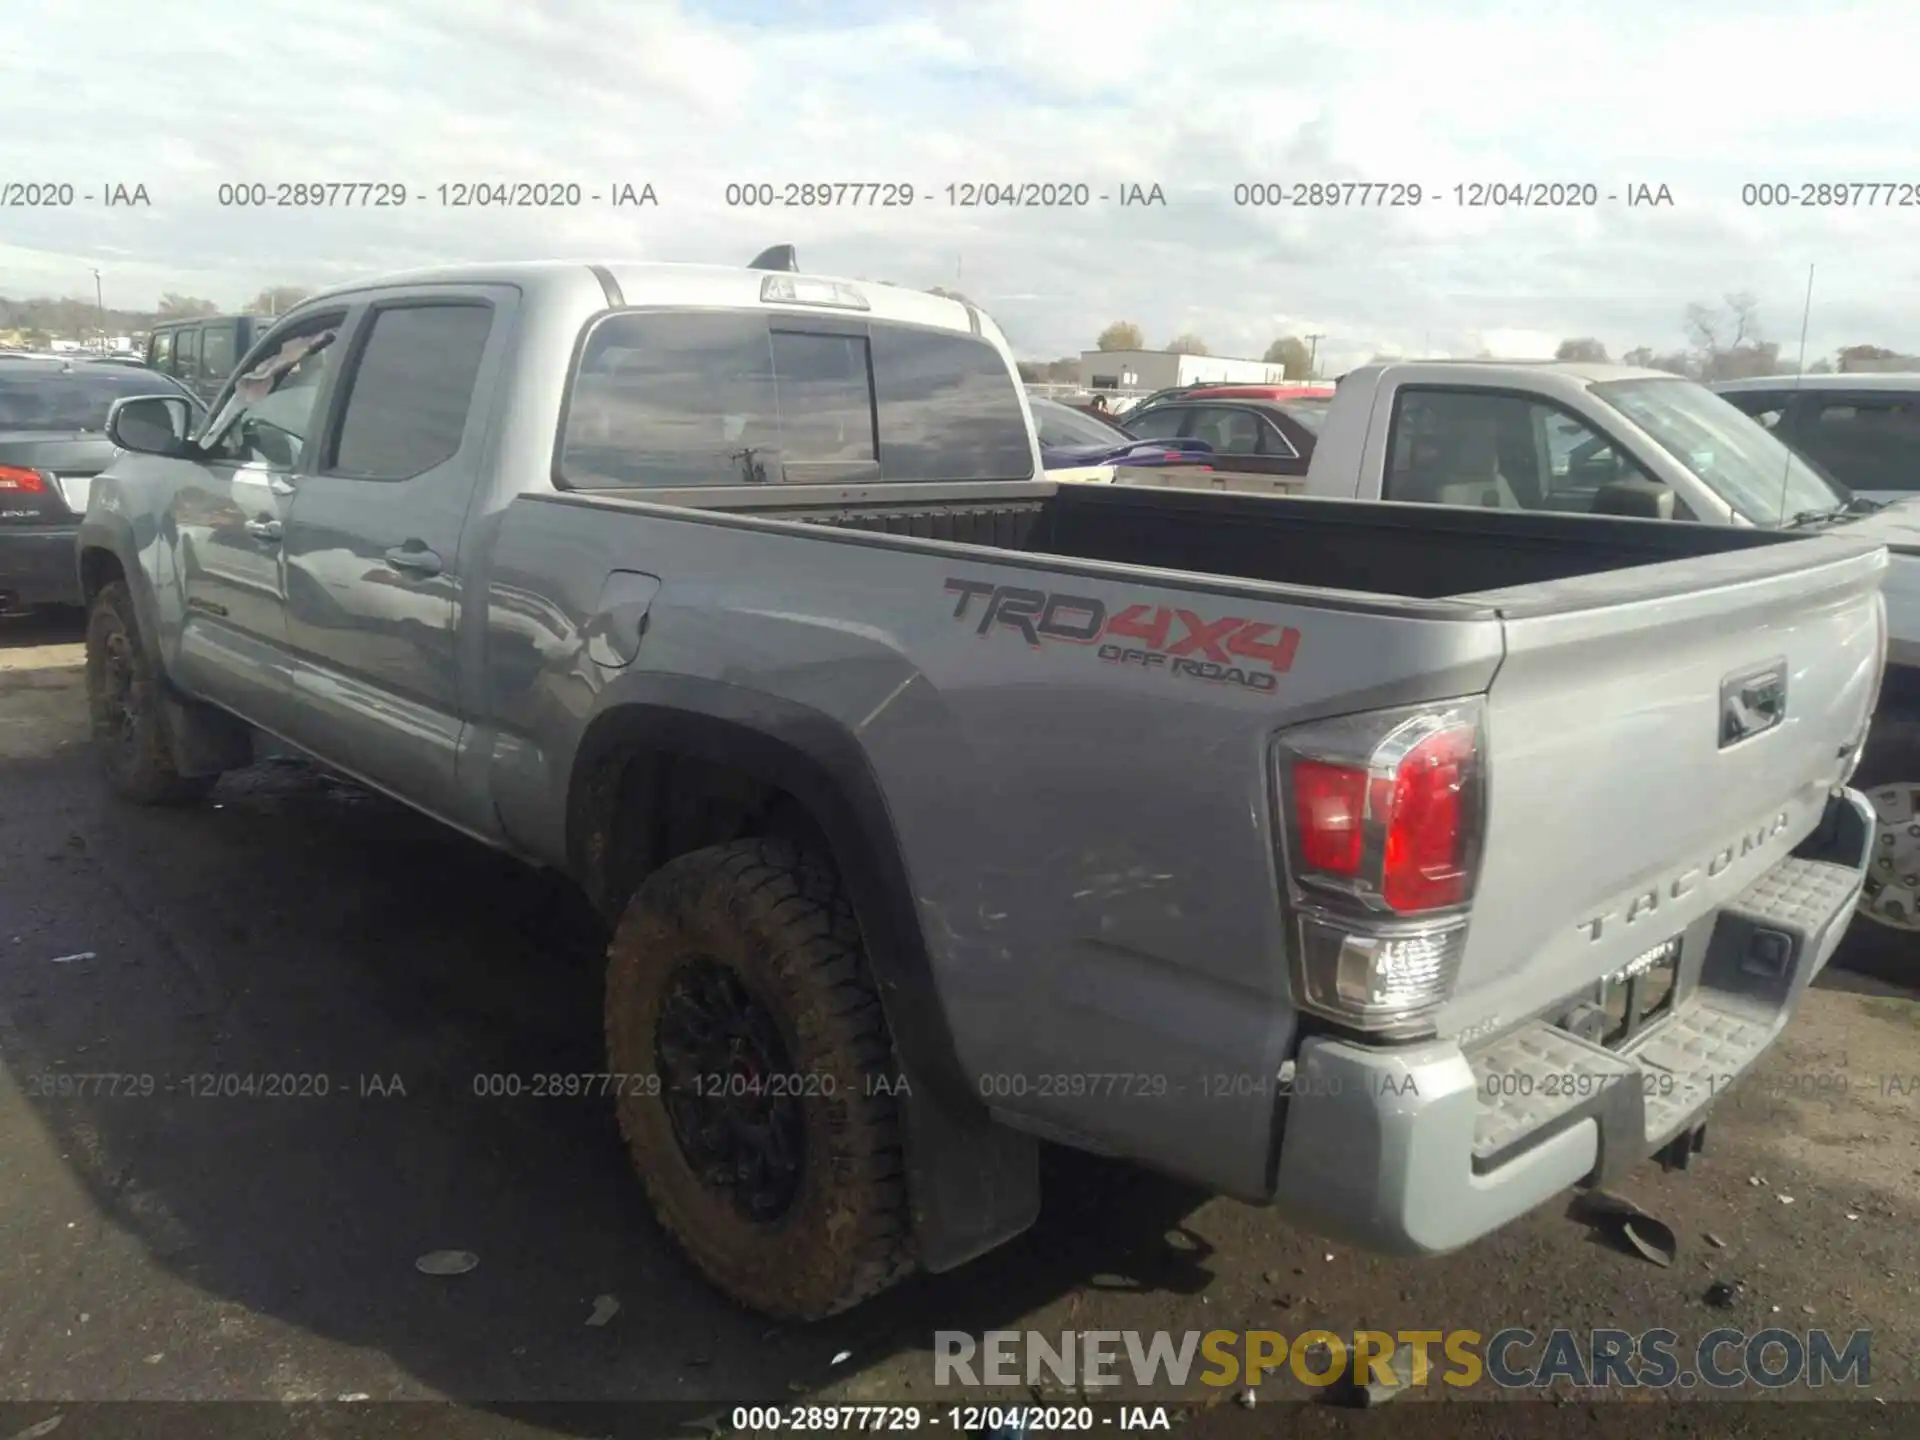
[604,838,914,1319]
[84,581,216,806]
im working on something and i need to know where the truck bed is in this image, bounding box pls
[650,480,1820,603]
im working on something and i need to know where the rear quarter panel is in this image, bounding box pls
[478,495,1506,1197]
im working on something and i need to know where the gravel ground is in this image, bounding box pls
[1,608,1916,1439]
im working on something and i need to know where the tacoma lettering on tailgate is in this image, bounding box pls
[944,577,1300,694]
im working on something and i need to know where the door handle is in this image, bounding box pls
[385,543,443,576]
[244,518,283,541]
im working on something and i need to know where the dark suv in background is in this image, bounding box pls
[145,314,277,406]
[1716,373,1920,504]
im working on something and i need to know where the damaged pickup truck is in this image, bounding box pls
[76,252,1890,1319]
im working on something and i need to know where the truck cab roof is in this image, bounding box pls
[1344,359,1677,387]
[296,259,991,340]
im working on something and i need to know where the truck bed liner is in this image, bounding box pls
[626,480,1834,600]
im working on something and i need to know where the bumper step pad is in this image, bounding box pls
[1466,854,1862,1175]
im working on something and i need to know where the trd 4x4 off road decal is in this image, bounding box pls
[943,577,1299,694]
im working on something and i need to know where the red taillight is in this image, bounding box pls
[1380,727,1474,912]
[1283,711,1480,916]
[1293,760,1366,873]
[0,465,47,493]
[1276,702,1483,1035]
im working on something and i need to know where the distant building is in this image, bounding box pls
[1839,354,1920,373]
[1078,348,1286,393]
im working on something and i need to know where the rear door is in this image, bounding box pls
[1439,536,1886,1036]
[280,286,513,821]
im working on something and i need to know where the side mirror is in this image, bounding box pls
[1592,476,1676,520]
[106,395,195,457]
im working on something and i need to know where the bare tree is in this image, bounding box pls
[156,293,219,319]
[1554,337,1609,363]
[1165,333,1209,356]
[1682,292,1783,380]
[1262,336,1312,377]
[1095,321,1144,351]
[245,285,315,316]
[1808,357,1836,374]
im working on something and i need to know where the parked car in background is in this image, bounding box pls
[1715,374,1920,506]
[1123,393,1322,492]
[0,358,202,612]
[146,314,278,406]
[1178,384,1335,403]
[1286,359,1920,968]
[1030,395,1214,478]
[1117,381,1332,415]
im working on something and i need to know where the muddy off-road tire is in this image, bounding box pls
[84,581,216,806]
[605,838,913,1319]
[1843,701,1920,977]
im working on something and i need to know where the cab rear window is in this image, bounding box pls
[558,309,1032,488]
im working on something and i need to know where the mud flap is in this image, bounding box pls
[160,682,255,776]
[901,1070,1041,1273]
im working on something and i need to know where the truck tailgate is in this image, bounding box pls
[1443,536,1887,1031]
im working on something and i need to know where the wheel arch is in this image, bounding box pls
[564,681,1042,1273]
[565,684,970,1110]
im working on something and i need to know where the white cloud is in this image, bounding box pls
[3,0,1918,370]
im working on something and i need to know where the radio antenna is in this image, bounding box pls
[1776,263,1815,525]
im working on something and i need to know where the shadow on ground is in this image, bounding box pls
[0,729,1220,1424]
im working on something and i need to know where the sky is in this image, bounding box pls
[3,0,1918,372]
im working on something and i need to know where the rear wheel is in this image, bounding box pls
[1842,703,1920,972]
[604,838,913,1319]
[84,581,216,805]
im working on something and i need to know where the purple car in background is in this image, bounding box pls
[1031,395,1214,471]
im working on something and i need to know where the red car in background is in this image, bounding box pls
[1180,383,1334,402]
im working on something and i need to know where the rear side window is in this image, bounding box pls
[1723,391,1789,429]
[868,324,1031,481]
[327,303,494,480]
[201,321,238,386]
[174,327,201,378]
[1798,394,1920,492]
[559,310,1032,488]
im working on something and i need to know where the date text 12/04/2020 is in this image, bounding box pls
[721,182,1167,207]
[210,182,659,207]
[22,1072,407,1099]
[1231,181,1675,207]
[729,1405,1173,1432]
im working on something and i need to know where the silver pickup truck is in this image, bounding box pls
[1292,360,1920,965]
[77,256,1888,1321]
